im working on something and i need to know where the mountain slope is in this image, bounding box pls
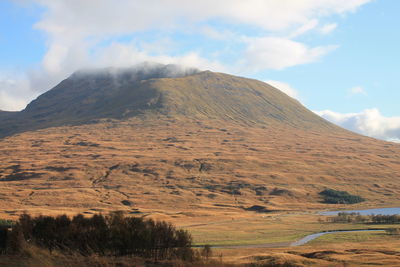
[0,117,399,219]
[0,110,16,119]
[0,64,399,224]
[149,71,335,129]
[0,66,338,138]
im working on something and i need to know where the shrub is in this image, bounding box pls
[386,228,400,235]
[201,244,212,260]
[319,189,365,204]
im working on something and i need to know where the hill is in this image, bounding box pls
[0,64,337,138]
[0,110,16,119]
[0,64,399,227]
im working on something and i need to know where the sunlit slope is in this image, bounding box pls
[0,68,338,137]
[150,71,337,129]
[0,65,399,221]
[0,118,400,220]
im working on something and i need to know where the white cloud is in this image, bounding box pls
[265,80,299,100]
[94,42,226,71]
[0,75,35,111]
[31,0,369,75]
[1,0,371,111]
[349,86,367,96]
[32,0,370,39]
[242,37,338,70]
[320,23,338,34]
[0,91,27,111]
[316,108,400,142]
[289,19,319,38]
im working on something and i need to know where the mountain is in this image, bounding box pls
[0,64,400,222]
[0,63,201,137]
[0,110,16,119]
[0,64,337,138]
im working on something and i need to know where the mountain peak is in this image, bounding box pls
[70,62,201,81]
[0,64,339,137]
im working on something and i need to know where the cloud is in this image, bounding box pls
[1,0,371,111]
[265,80,299,100]
[316,108,400,142]
[31,0,369,38]
[94,42,226,72]
[319,23,338,34]
[0,75,34,111]
[242,37,338,70]
[30,0,369,75]
[349,86,367,96]
[0,91,27,111]
[289,19,319,38]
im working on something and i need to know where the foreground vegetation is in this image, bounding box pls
[2,211,400,266]
[0,212,199,262]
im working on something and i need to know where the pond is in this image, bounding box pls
[320,207,400,216]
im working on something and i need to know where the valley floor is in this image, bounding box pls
[184,210,400,266]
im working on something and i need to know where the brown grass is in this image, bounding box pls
[0,244,239,267]
[0,118,400,255]
[218,236,400,266]
[0,118,399,217]
[3,240,400,267]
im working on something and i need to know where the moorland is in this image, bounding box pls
[1,66,400,266]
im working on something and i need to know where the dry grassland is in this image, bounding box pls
[1,118,400,265]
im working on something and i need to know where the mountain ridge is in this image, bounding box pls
[0,65,340,138]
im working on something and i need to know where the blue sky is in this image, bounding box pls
[0,0,399,141]
[0,1,44,69]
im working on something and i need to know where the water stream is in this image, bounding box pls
[293,207,400,246]
[214,207,400,248]
[290,229,384,246]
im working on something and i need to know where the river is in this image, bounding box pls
[214,207,399,249]
[320,207,400,216]
[290,229,385,246]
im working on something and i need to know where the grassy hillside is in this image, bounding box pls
[152,71,337,130]
[0,117,399,220]
[1,65,400,252]
[0,67,339,138]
